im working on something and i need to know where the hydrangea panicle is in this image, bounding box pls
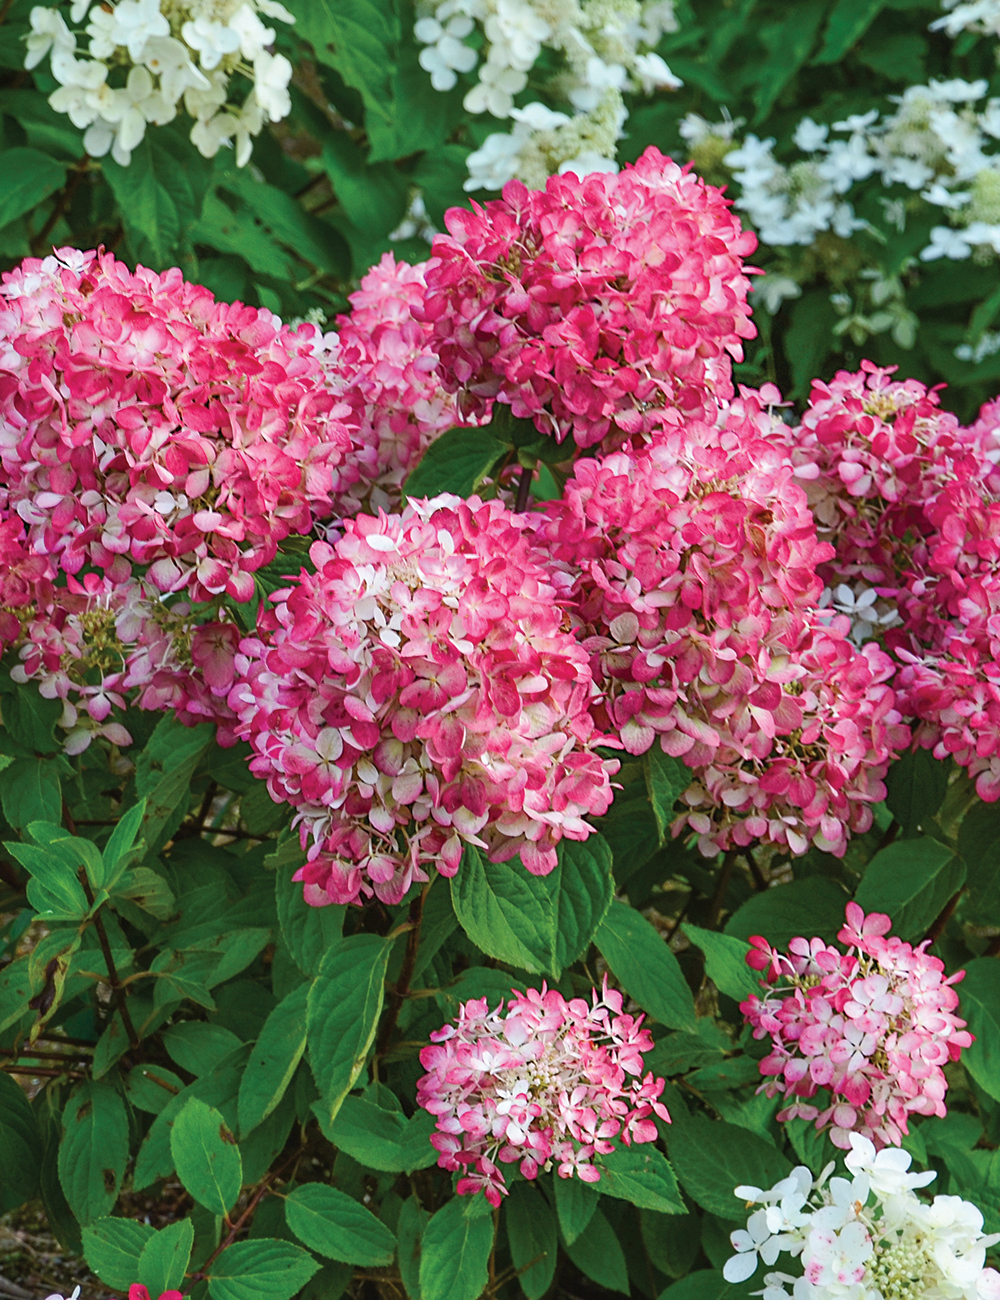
[229,493,619,907]
[420,147,757,453]
[723,1134,1000,1300]
[741,902,973,1150]
[416,979,670,1204]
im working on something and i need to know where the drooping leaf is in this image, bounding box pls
[397,1198,429,1300]
[289,0,399,131]
[273,853,344,977]
[284,1184,396,1265]
[645,747,691,842]
[597,899,697,1030]
[553,1172,600,1246]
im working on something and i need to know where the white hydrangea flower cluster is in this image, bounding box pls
[819,584,902,647]
[723,1134,1000,1300]
[414,0,681,190]
[25,0,294,167]
[932,0,1000,38]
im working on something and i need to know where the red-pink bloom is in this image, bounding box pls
[229,494,619,906]
[741,903,973,1151]
[533,403,909,858]
[306,254,468,518]
[0,247,349,603]
[416,981,670,1205]
[420,147,757,452]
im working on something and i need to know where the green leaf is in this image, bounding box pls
[854,838,965,941]
[667,1112,791,1219]
[170,1097,243,1217]
[320,133,408,239]
[307,933,392,1126]
[138,1218,195,1297]
[599,1142,684,1214]
[641,1208,699,1280]
[274,853,344,977]
[397,1198,429,1300]
[289,0,399,130]
[103,136,183,269]
[284,1184,395,1266]
[753,2,827,120]
[884,750,950,837]
[451,838,613,979]
[959,959,1000,1103]
[553,1172,600,1246]
[0,683,62,754]
[134,716,214,857]
[0,1071,42,1211]
[725,878,848,948]
[404,426,504,501]
[238,983,308,1135]
[659,1270,745,1300]
[785,293,837,399]
[0,756,62,829]
[814,0,886,61]
[7,836,91,921]
[327,1094,409,1172]
[83,1218,155,1290]
[219,168,348,275]
[419,1197,493,1300]
[645,747,691,842]
[958,802,1000,911]
[112,866,176,920]
[0,148,65,228]
[400,1109,440,1173]
[163,1023,244,1078]
[682,924,760,1002]
[58,1080,129,1225]
[126,1065,185,1115]
[597,899,697,1030]
[206,1238,320,1300]
[192,191,295,281]
[563,1207,629,1294]
[101,798,147,890]
[506,1182,557,1300]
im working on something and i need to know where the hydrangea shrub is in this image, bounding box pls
[0,16,998,1300]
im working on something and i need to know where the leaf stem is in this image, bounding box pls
[75,866,141,1052]
[375,878,431,1059]
[515,463,534,513]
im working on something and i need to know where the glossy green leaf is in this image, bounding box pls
[273,852,344,977]
[238,982,308,1135]
[206,1238,319,1300]
[0,756,61,830]
[815,0,887,61]
[506,1183,557,1300]
[683,924,761,1002]
[290,0,399,129]
[404,425,503,500]
[0,148,65,227]
[725,878,849,948]
[668,1112,791,1220]
[553,1172,600,1246]
[599,1142,684,1214]
[958,802,1000,911]
[854,838,965,941]
[137,1218,195,1297]
[0,1071,42,1211]
[563,1208,629,1294]
[645,747,691,842]
[959,959,1000,1103]
[58,1080,129,1225]
[884,750,950,837]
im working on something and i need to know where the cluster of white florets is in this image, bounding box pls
[724,1135,1000,1300]
[414,0,681,190]
[25,0,293,166]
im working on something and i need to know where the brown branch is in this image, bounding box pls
[515,464,533,513]
[924,889,963,947]
[76,866,141,1052]
[706,850,737,928]
[744,847,767,892]
[0,1046,94,1063]
[2,1063,84,1079]
[376,880,431,1059]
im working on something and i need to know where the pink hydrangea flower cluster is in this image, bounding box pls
[767,360,968,590]
[741,902,973,1151]
[419,147,758,451]
[228,494,619,906]
[416,981,670,1205]
[307,253,465,518]
[533,407,909,859]
[0,247,348,602]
